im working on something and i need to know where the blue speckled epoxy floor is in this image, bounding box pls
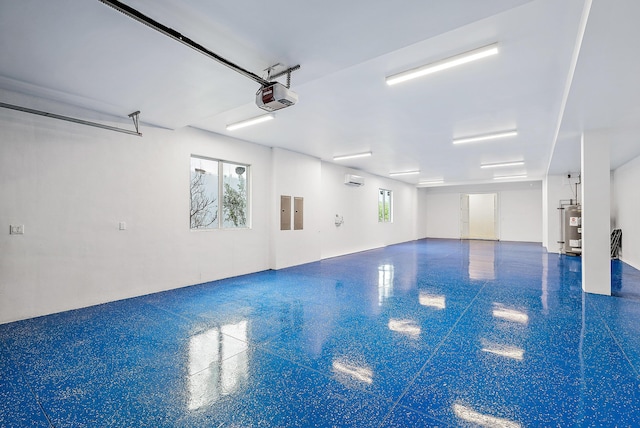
[1,239,640,427]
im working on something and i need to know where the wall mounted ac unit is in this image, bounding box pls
[344,174,364,186]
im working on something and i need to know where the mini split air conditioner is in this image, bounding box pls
[344,174,364,186]
[256,82,298,112]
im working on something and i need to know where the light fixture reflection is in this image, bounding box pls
[453,130,517,145]
[332,361,373,384]
[226,114,274,131]
[468,240,495,280]
[388,319,421,338]
[481,340,525,361]
[492,305,529,324]
[386,43,499,86]
[333,152,372,161]
[453,403,522,428]
[419,292,446,309]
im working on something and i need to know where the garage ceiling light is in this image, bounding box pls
[226,114,274,131]
[453,130,517,145]
[493,174,527,180]
[333,152,372,161]
[390,170,420,177]
[386,43,499,86]
[481,161,525,169]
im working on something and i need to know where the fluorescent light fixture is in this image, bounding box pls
[419,179,444,185]
[386,43,499,86]
[481,161,524,169]
[333,151,372,161]
[226,114,274,131]
[493,174,528,180]
[453,130,517,145]
[389,170,420,177]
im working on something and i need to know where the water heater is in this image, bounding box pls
[563,205,581,255]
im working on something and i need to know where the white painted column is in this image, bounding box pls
[581,131,611,295]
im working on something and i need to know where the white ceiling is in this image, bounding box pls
[0,0,637,185]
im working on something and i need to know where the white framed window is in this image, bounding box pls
[378,189,392,222]
[190,156,250,230]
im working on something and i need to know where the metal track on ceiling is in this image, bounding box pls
[97,0,274,87]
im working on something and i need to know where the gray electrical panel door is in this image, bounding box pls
[294,197,303,230]
[280,195,291,230]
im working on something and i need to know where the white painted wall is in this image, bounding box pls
[320,161,420,260]
[0,95,426,323]
[423,192,461,239]
[612,154,640,270]
[423,181,542,242]
[500,188,543,243]
[416,188,428,239]
[270,148,322,269]
[0,106,273,324]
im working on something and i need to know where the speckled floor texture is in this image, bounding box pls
[2,239,640,427]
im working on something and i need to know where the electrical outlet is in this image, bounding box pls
[119,222,126,231]
[9,224,24,235]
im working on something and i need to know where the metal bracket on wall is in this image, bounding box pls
[128,110,140,134]
[0,102,143,137]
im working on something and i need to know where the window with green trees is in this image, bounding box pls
[378,189,392,222]
[190,156,249,229]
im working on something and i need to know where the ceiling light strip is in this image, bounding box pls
[333,152,372,161]
[480,161,524,169]
[226,114,274,131]
[493,175,528,180]
[453,130,517,145]
[386,43,499,86]
[390,170,420,177]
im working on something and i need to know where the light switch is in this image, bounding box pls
[9,225,24,235]
[119,222,127,230]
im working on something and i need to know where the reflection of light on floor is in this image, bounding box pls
[388,318,421,338]
[541,253,549,312]
[220,321,248,395]
[481,340,525,361]
[332,361,373,384]
[453,403,522,428]
[468,241,496,280]
[378,264,394,306]
[492,305,529,324]
[419,292,446,309]
[188,320,248,411]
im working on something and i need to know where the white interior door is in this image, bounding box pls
[460,194,470,239]
[467,193,498,240]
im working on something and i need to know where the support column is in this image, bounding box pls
[581,131,611,295]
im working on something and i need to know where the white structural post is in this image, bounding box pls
[580,131,611,295]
